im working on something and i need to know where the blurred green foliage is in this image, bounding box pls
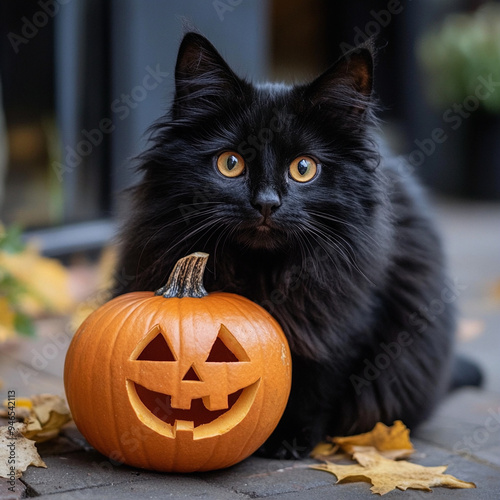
[0,224,35,338]
[418,2,500,113]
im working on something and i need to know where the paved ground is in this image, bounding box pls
[1,198,499,499]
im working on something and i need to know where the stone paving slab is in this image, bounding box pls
[0,480,25,500]
[35,437,82,458]
[20,450,166,496]
[414,388,500,468]
[0,351,65,398]
[415,417,500,468]
[203,457,335,498]
[33,476,251,500]
[429,388,500,426]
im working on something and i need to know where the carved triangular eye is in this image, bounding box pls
[135,326,176,361]
[206,337,238,362]
[206,324,250,362]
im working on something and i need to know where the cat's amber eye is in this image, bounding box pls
[289,156,318,183]
[217,151,245,178]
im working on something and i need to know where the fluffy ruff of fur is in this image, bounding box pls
[114,33,457,458]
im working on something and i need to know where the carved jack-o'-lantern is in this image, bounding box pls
[64,253,292,472]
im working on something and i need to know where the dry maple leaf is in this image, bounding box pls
[22,394,72,443]
[311,448,476,495]
[0,423,46,479]
[312,420,414,461]
[350,445,413,461]
[0,394,72,443]
[0,397,33,420]
[310,441,340,460]
[334,420,414,459]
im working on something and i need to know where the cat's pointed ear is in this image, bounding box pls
[305,44,374,114]
[173,32,242,116]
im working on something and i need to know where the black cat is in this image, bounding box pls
[114,32,480,458]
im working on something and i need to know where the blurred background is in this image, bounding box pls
[0,1,499,395]
[1,0,500,244]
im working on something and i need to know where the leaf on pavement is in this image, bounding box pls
[311,448,476,495]
[310,441,340,460]
[0,394,72,443]
[0,423,46,479]
[0,397,32,420]
[22,394,72,443]
[333,420,414,459]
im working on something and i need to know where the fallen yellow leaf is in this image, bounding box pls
[0,394,72,443]
[0,397,33,420]
[22,394,72,443]
[333,420,414,459]
[350,445,413,461]
[311,448,476,495]
[0,423,46,479]
[310,441,340,460]
[1,397,32,410]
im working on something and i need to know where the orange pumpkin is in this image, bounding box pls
[64,252,291,472]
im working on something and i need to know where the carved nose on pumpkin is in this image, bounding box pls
[182,365,201,381]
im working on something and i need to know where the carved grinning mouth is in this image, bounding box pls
[134,383,243,427]
[127,379,260,438]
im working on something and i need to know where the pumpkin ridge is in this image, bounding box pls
[107,300,147,464]
[85,295,153,465]
[94,302,132,453]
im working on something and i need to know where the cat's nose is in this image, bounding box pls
[251,188,281,218]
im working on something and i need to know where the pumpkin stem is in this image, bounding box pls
[155,252,209,298]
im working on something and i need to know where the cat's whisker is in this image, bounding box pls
[134,200,222,228]
[173,217,225,251]
[137,207,223,246]
[303,219,374,286]
[310,220,358,261]
[212,220,241,279]
[287,226,312,284]
[299,222,345,279]
[310,218,373,280]
[134,206,225,272]
[139,213,227,276]
[307,209,381,248]
[300,230,323,279]
[186,218,227,254]
[303,220,351,262]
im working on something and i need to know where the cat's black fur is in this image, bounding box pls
[114,33,475,458]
